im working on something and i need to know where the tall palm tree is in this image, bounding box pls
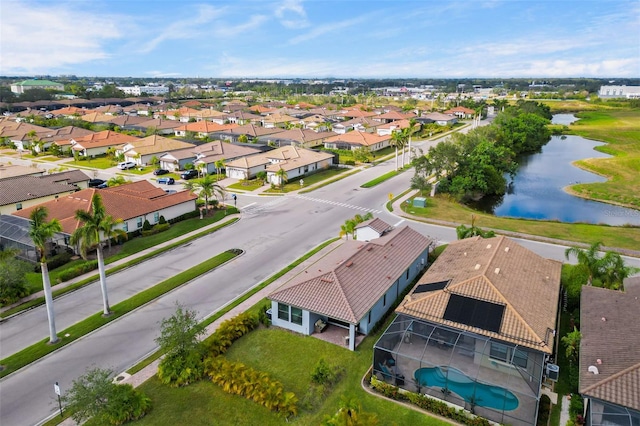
[28,206,62,343]
[184,174,225,215]
[214,159,225,181]
[406,118,418,163]
[275,167,288,191]
[390,130,405,171]
[71,193,127,316]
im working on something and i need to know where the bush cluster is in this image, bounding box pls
[44,251,73,271]
[204,356,298,418]
[370,377,491,426]
[141,223,170,237]
[537,394,551,426]
[204,311,259,357]
[57,260,98,282]
[301,358,345,411]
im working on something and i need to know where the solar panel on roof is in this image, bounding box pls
[413,280,449,294]
[443,294,505,333]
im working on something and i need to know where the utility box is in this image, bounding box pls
[413,197,426,208]
[546,364,560,382]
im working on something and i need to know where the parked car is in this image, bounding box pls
[117,161,136,170]
[165,189,177,194]
[97,182,108,189]
[180,170,198,180]
[153,169,169,175]
[88,178,105,188]
[157,177,175,185]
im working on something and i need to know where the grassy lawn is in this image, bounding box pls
[64,157,115,169]
[564,109,640,209]
[401,195,640,251]
[264,167,351,193]
[131,327,450,426]
[360,169,401,188]
[227,179,265,192]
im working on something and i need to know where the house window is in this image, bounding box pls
[278,303,289,321]
[291,307,303,325]
[137,217,143,229]
[490,342,528,368]
[123,222,129,232]
[383,294,386,307]
[368,311,371,324]
[16,203,22,211]
[490,342,509,363]
[406,268,409,279]
[154,212,159,223]
[513,348,528,368]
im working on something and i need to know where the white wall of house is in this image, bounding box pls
[267,159,332,185]
[227,163,267,180]
[270,301,310,335]
[354,226,381,242]
[117,200,196,233]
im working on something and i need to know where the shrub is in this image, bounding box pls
[46,251,73,271]
[569,394,584,419]
[158,215,167,224]
[57,260,98,282]
[311,358,334,385]
[142,219,152,231]
[157,350,205,387]
[141,223,170,237]
[344,160,356,166]
[537,394,551,426]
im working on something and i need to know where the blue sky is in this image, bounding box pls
[1,0,639,78]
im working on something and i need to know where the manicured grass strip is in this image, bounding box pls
[227,180,265,191]
[126,237,340,375]
[360,170,400,188]
[386,188,413,212]
[2,213,239,318]
[299,169,361,194]
[0,250,240,379]
[263,167,350,193]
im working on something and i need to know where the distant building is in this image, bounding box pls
[10,79,64,94]
[117,85,170,96]
[598,85,640,99]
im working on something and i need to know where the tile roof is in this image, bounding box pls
[223,123,284,137]
[13,181,197,234]
[176,121,237,133]
[263,146,334,172]
[193,141,261,164]
[395,236,562,353]
[134,118,183,130]
[324,131,389,147]
[376,111,416,120]
[269,226,433,324]
[121,135,194,156]
[264,128,335,144]
[0,163,45,179]
[579,285,640,410]
[356,218,392,235]
[71,130,138,150]
[0,170,89,206]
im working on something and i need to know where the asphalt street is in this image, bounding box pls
[1,136,639,426]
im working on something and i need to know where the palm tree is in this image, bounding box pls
[28,206,62,343]
[214,159,225,181]
[107,175,128,187]
[561,327,581,364]
[184,174,225,215]
[406,118,418,163]
[71,193,127,316]
[340,219,356,240]
[275,167,288,191]
[600,251,640,290]
[564,242,606,286]
[390,130,404,171]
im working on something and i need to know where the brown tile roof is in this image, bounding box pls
[269,226,433,324]
[325,131,389,147]
[13,181,197,234]
[579,285,640,410]
[263,146,334,172]
[193,141,261,165]
[265,128,335,144]
[106,115,149,127]
[223,123,284,137]
[176,121,237,133]
[356,218,392,235]
[0,170,89,206]
[376,111,416,121]
[71,130,138,150]
[0,163,45,179]
[80,112,114,123]
[121,135,194,156]
[40,126,94,143]
[445,106,476,114]
[134,118,183,130]
[395,236,562,353]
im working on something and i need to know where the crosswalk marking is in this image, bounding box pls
[294,195,382,214]
[240,197,288,215]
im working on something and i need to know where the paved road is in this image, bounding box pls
[2,134,639,426]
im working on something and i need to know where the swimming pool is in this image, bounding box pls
[414,366,519,411]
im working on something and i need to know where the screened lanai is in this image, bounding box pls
[0,214,69,262]
[373,314,545,426]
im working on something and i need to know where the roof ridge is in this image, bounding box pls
[330,270,358,323]
[480,235,502,276]
[580,360,640,395]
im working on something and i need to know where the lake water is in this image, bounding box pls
[473,115,640,225]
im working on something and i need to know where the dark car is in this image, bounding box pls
[157,177,175,185]
[88,178,105,188]
[153,169,169,176]
[180,170,198,180]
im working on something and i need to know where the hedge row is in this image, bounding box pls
[205,356,298,418]
[204,311,259,357]
[141,223,170,237]
[57,260,98,282]
[370,376,491,426]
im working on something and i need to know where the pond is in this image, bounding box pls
[472,115,640,225]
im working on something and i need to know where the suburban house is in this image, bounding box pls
[376,236,562,426]
[33,126,95,152]
[128,118,183,135]
[0,121,50,151]
[324,131,390,152]
[192,141,262,175]
[79,111,115,124]
[174,121,238,138]
[376,119,414,137]
[0,170,89,214]
[268,222,433,350]
[374,110,416,123]
[11,181,198,253]
[579,283,640,426]
[353,218,393,241]
[225,145,334,184]
[445,106,477,119]
[332,117,381,134]
[0,163,45,180]
[214,123,284,143]
[261,113,298,129]
[48,106,87,119]
[257,128,337,149]
[69,130,139,157]
[421,112,458,126]
[118,135,195,166]
[226,110,262,125]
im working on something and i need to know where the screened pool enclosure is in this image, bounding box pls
[373,314,546,426]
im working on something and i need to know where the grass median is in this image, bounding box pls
[0,249,242,379]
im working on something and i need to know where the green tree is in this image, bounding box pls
[71,193,127,316]
[256,170,267,184]
[238,134,249,143]
[600,251,640,290]
[456,216,496,239]
[0,251,31,305]
[564,242,607,287]
[322,395,379,426]
[107,175,128,187]
[390,129,405,171]
[184,174,225,215]
[275,167,288,191]
[340,219,356,240]
[150,155,160,169]
[214,159,225,181]
[561,327,581,364]
[28,206,62,343]
[61,367,152,425]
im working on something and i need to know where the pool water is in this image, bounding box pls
[414,367,519,411]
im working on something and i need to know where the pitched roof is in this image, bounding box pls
[0,170,88,206]
[269,226,433,324]
[265,128,335,144]
[376,110,416,121]
[579,285,640,410]
[193,141,261,164]
[395,236,562,353]
[71,130,138,150]
[423,112,457,121]
[0,163,44,180]
[176,121,237,133]
[13,181,197,234]
[121,135,194,155]
[324,131,389,147]
[223,123,284,137]
[355,217,392,235]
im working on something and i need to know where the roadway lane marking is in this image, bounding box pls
[294,195,382,214]
[241,197,288,215]
[243,202,257,208]
[394,219,405,227]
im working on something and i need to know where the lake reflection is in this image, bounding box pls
[473,132,640,226]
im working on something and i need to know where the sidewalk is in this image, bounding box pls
[0,213,240,316]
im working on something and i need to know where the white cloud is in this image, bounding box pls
[275,0,309,29]
[289,14,372,45]
[0,1,123,75]
[212,14,269,38]
[145,70,183,77]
